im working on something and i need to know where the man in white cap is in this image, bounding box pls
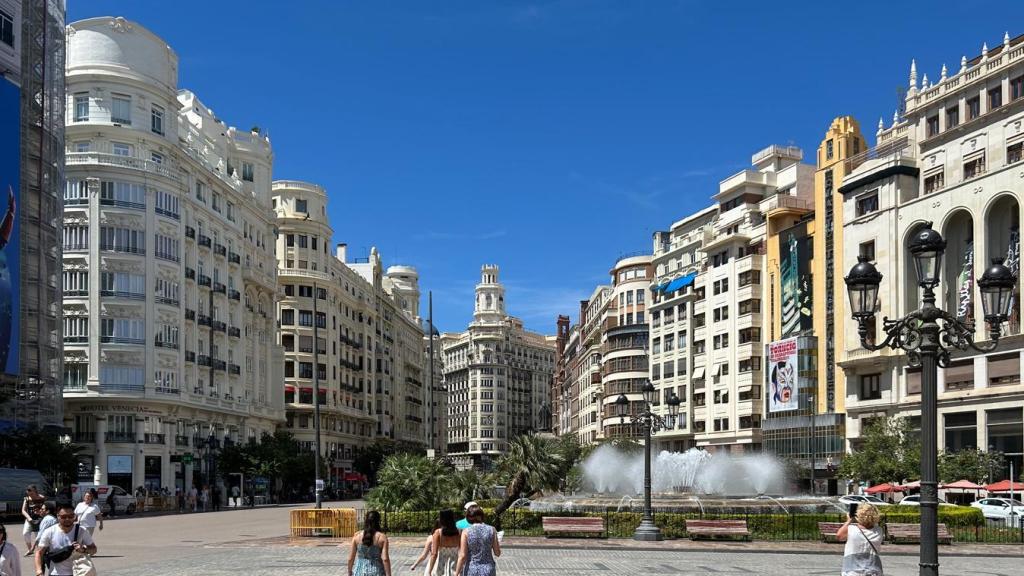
[456,501,477,531]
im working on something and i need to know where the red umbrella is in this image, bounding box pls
[944,479,984,490]
[984,480,1024,493]
[866,482,905,494]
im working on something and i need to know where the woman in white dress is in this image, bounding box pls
[428,509,461,576]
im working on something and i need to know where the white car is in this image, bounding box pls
[838,495,891,507]
[71,483,137,515]
[971,497,1024,525]
[897,495,956,507]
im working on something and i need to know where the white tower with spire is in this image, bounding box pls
[472,264,506,324]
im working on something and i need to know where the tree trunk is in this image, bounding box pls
[494,472,526,517]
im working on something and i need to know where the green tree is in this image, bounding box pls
[0,428,81,491]
[492,434,563,517]
[448,467,492,505]
[365,452,453,510]
[353,438,421,486]
[838,417,920,484]
[938,449,1006,484]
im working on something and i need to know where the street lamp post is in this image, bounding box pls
[844,222,1016,576]
[615,381,681,541]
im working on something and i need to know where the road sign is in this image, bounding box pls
[315,479,325,492]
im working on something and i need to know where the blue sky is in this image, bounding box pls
[70,1,1024,334]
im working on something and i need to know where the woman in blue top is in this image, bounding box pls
[346,511,391,576]
[454,505,501,576]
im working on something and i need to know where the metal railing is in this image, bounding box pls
[67,151,181,183]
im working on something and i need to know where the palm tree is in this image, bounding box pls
[366,453,451,510]
[493,434,563,517]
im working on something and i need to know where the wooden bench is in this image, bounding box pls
[818,522,846,543]
[885,523,953,545]
[685,519,750,541]
[541,516,606,538]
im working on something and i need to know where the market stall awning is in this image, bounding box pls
[866,482,905,494]
[985,479,1024,493]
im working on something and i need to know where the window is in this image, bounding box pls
[100,317,145,342]
[738,298,760,315]
[74,94,89,122]
[738,270,760,287]
[859,241,875,262]
[1008,142,1023,165]
[826,139,834,160]
[111,142,131,157]
[964,155,985,180]
[989,86,1003,110]
[738,328,760,344]
[945,106,959,129]
[944,411,978,452]
[856,192,879,216]
[652,338,661,354]
[239,162,254,182]
[99,226,145,254]
[713,334,729,349]
[738,357,761,373]
[967,96,981,120]
[712,306,728,322]
[859,373,881,400]
[298,285,313,298]
[298,235,308,248]
[299,310,313,326]
[692,313,705,328]
[111,94,132,124]
[924,171,944,193]
[1013,76,1024,101]
[155,190,179,218]
[150,152,163,164]
[295,199,308,213]
[281,309,294,325]
[636,290,645,304]
[692,340,705,354]
[713,279,729,295]
[151,105,164,135]
[926,115,940,137]
[286,234,294,247]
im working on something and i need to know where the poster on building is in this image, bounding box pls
[767,337,799,413]
[780,223,812,337]
[0,78,20,377]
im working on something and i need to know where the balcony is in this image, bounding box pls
[99,244,145,256]
[155,206,180,221]
[197,314,212,327]
[213,282,227,294]
[185,309,196,320]
[185,350,196,362]
[99,196,146,211]
[100,336,145,345]
[197,235,212,248]
[185,226,196,239]
[154,339,178,350]
[214,244,227,257]
[229,363,241,376]
[228,252,241,265]
[198,275,212,287]
[228,326,241,338]
[155,296,179,307]
[66,151,181,183]
[144,433,165,445]
[63,242,89,252]
[212,320,227,332]
[185,267,196,280]
[105,432,136,443]
[155,251,180,263]
[229,289,241,301]
[197,354,212,367]
[175,435,190,447]
[213,359,227,372]
[99,289,145,300]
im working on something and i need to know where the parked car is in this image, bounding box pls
[0,468,52,520]
[971,497,1024,525]
[71,483,137,515]
[838,494,891,506]
[897,495,956,507]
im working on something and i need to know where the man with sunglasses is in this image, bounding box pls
[33,503,96,576]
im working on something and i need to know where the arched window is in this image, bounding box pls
[942,210,974,321]
[987,195,1021,334]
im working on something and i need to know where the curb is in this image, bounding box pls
[499,542,1024,557]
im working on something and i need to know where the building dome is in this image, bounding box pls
[67,17,178,95]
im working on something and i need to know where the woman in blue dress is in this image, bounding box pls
[454,505,501,576]
[346,510,392,576]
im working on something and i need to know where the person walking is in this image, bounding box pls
[32,504,57,550]
[21,485,45,556]
[455,501,476,531]
[74,490,104,536]
[428,509,461,576]
[212,486,221,512]
[454,505,500,576]
[0,524,23,576]
[345,510,391,576]
[200,486,209,512]
[34,503,96,576]
[188,486,198,512]
[231,485,240,507]
[837,503,884,576]
[409,521,438,575]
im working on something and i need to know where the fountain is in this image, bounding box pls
[531,445,835,514]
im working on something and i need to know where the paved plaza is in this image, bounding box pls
[5,505,1021,575]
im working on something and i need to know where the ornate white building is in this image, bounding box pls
[62,17,283,492]
[839,34,1024,479]
[443,265,556,469]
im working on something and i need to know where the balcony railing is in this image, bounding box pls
[155,251,180,263]
[63,242,89,252]
[197,354,212,367]
[155,296,179,307]
[185,309,196,320]
[175,435,190,447]
[185,226,196,239]
[144,433,165,444]
[843,135,913,174]
[155,207,180,221]
[185,267,196,280]
[99,197,145,210]
[99,244,145,255]
[214,244,227,257]
[154,339,179,350]
[99,290,145,300]
[229,289,241,301]
[198,314,212,327]
[213,359,227,371]
[228,252,241,264]
[197,235,212,248]
[63,335,89,344]
[100,336,145,345]
[198,275,212,287]
[67,151,181,183]
[229,364,241,375]
[228,326,241,338]
[213,282,227,294]
[212,320,226,332]
[185,350,196,362]
[105,432,136,443]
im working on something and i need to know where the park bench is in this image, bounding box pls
[685,519,750,540]
[818,522,846,543]
[885,523,953,545]
[541,516,606,538]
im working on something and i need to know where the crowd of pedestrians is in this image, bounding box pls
[9,484,100,576]
[347,501,502,576]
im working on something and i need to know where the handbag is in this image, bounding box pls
[45,525,80,566]
[73,553,97,576]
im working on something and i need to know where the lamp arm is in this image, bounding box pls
[858,312,924,352]
[936,311,1000,354]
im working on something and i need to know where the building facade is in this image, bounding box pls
[61,17,284,492]
[601,256,653,440]
[839,35,1024,480]
[0,0,65,432]
[443,265,556,469]
[272,181,379,481]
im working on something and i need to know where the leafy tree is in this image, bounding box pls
[216,431,319,502]
[838,417,921,484]
[365,452,452,511]
[353,438,420,486]
[938,449,1006,484]
[492,434,563,518]
[0,428,81,491]
[448,467,492,505]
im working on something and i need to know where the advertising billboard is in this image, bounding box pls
[0,78,19,377]
[767,337,798,413]
[780,222,812,337]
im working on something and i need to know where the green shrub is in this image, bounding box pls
[881,505,984,528]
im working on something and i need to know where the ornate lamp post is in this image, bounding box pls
[844,222,1016,576]
[615,380,681,541]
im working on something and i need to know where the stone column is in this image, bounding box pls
[134,417,146,491]
[94,417,108,484]
[162,420,174,491]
